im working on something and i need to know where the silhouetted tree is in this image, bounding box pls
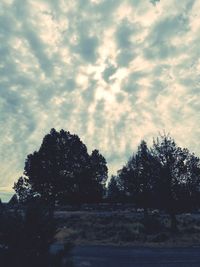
[107,175,121,202]
[113,134,200,230]
[14,129,107,205]
[152,133,200,231]
[90,149,108,185]
[179,151,200,210]
[116,158,138,202]
[134,140,158,215]
[116,141,158,210]
[13,176,33,204]
[8,194,18,207]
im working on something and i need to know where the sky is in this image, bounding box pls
[0,0,200,202]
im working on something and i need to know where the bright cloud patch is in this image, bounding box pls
[0,0,200,199]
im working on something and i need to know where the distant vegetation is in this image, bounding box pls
[13,129,200,230]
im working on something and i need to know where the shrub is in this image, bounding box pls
[142,216,164,234]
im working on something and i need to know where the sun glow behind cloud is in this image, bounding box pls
[0,0,200,200]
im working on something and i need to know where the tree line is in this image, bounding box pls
[13,128,200,230]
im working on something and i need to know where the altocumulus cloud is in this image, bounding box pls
[0,0,200,200]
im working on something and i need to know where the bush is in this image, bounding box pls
[142,216,164,234]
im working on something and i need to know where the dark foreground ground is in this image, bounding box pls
[72,245,200,267]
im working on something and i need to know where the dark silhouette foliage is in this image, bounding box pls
[152,134,200,231]
[11,129,200,235]
[111,134,200,231]
[113,140,158,208]
[132,140,158,211]
[107,175,121,202]
[0,200,72,267]
[14,128,107,205]
[8,194,18,207]
[14,176,32,203]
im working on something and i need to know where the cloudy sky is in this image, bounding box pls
[1,0,200,201]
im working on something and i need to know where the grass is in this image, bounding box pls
[54,209,200,247]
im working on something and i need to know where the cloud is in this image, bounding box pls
[73,35,99,63]
[102,63,117,83]
[115,19,133,49]
[0,0,200,197]
[150,0,160,6]
[144,15,190,60]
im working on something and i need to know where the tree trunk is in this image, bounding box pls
[170,213,178,232]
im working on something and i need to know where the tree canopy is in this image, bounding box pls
[14,128,108,205]
[107,134,200,230]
